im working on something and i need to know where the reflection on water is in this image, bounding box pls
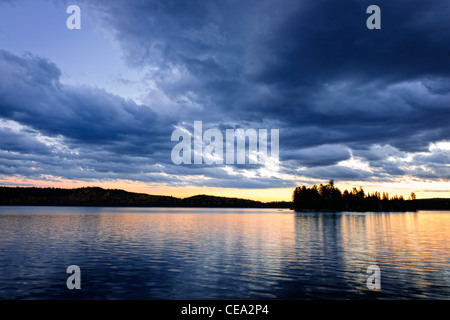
[0,207,448,299]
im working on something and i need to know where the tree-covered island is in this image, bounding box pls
[293,180,417,212]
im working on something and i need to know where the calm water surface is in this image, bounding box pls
[0,207,448,299]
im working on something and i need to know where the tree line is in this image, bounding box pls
[1,184,449,211]
[293,180,417,212]
[0,186,292,208]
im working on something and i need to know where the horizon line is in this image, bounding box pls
[1,185,449,202]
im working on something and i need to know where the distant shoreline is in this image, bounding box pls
[0,186,292,209]
[0,204,292,209]
[1,186,449,211]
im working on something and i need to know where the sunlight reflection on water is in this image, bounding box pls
[0,207,448,299]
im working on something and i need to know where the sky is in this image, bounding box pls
[0,0,450,202]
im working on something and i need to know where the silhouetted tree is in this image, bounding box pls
[293,181,414,212]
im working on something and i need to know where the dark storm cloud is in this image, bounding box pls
[0,127,51,155]
[249,0,450,84]
[0,49,291,188]
[298,165,372,181]
[0,50,175,158]
[83,0,450,151]
[282,144,351,167]
[1,0,450,187]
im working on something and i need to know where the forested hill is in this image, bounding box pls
[0,186,292,208]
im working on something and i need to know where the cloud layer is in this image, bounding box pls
[1,0,450,190]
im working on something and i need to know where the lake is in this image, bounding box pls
[0,206,448,299]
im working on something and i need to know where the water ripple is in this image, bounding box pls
[0,207,448,299]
